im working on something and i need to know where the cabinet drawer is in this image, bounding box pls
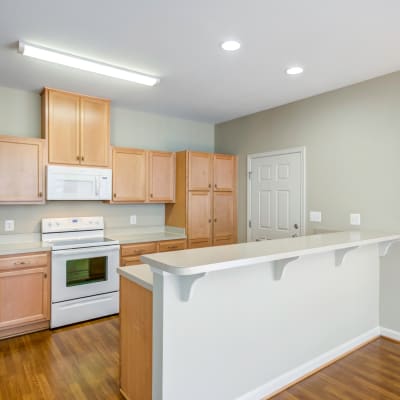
[158,239,187,253]
[188,239,211,249]
[120,256,143,267]
[213,236,235,246]
[121,242,157,257]
[0,252,49,271]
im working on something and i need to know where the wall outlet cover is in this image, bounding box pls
[4,220,15,231]
[350,213,361,226]
[130,215,137,225]
[309,211,322,223]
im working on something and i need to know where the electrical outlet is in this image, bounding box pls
[309,211,322,223]
[4,220,15,231]
[130,215,137,225]
[350,213,361,226]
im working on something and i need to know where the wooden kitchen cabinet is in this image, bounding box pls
[148,151,176,202]
[213,191,236,246]
[166,151,237,249]
[187,191,213,248]
[188,151,212,191]
[112,147,147,203]
[42,87,110,167]
[0,252,50,339]
[0,135,45,204]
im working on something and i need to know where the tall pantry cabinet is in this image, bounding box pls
[166,151,237,249]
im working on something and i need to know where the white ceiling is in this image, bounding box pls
[1,0,400,123]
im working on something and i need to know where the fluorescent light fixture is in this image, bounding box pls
[18,41,160,87]
[221,40,241,51]
[285,66,304,76]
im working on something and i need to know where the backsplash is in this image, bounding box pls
[0,202,165,234]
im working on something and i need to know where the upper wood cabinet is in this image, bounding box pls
[148,151,176,203]
[0,136,45,204]
[188,151,212,191]
[213,154,236,192]
[42,88,110,167]
[112,147,176,204]
[112,147,147,203]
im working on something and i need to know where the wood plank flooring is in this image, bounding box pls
[1,317,400,400]
[0,316,122,400]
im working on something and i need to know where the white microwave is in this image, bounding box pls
[47,165,112,200]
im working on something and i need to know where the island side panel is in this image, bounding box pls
[152,245,380,400]
[120,277,153,400]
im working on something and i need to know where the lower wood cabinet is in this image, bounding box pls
[120,277,152,400]
[120,239,187,267]
[0,252,50,339]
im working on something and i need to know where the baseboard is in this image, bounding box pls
[237,327,381,400]
[380,327,400,342]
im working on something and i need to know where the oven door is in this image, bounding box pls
[51,245,120,303]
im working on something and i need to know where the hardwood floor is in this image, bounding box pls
[1,318,400,400]
[271,338,400,400]
[0,316,122,400]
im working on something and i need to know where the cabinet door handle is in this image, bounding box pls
[44,273,47,278]
[81,156,85,161]
[167,246,178,250]
[208,184,211,188]
[113,193,117,198]
[14,261,31,265]
[76,156,80,161]
[214,184,217,189]
[214,218,217,223]
[208,219,212,223]
[150,193,153,198]
[38,192,43,198]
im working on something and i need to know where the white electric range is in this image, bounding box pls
[42,216,120,328]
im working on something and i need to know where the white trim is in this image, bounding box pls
[247,147,306,242]
[237,327,380,400]
[380,327,400,342]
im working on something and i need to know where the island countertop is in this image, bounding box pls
[141,231,400,276]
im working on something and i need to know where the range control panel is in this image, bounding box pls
[41,216,104,233]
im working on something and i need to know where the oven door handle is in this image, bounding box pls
[52,245,120,256]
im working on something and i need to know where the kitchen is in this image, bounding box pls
[2,1,400,400]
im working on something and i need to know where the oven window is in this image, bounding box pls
[66,256,107,286]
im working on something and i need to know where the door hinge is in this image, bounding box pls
[248,171,252,180]
[248,220,252,228]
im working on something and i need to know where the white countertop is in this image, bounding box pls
[0,233,51,256]
[117,264,153,291]
[106,226,186,245]
[142,231,400,276]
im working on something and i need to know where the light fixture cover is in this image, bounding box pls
[221,40,241,51]
[286,66,304,76]
[18,41,160,87]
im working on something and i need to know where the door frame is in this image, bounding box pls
[247,147,306,242]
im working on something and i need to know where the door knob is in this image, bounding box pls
[294,223,299,229]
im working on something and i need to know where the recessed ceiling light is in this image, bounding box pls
[286,66,304,76]
[18,41,160,87]
[221,41,241,51]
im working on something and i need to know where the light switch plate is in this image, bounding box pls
[350,213,361,226]
[309,211,322,223]
[130,215,137,225]
[4,220,15,231]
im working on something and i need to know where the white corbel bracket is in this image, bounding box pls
[334,246,359,267]
[178,273,207,302]
[272,257,300,280]
[379,240,400,257]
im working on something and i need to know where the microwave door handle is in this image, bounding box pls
[95,176,100,196]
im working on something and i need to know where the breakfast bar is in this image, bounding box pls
[119,231,400,400]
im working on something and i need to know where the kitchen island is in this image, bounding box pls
[118,231,400,400]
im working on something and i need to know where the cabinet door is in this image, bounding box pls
[80,97,110,167]
[0,265,50,329]
[188,151,212,191]
[213,154,236,191]
[112,148,147,202]
[187,191,212,247]
[46,89,80,165]
[0,137,44,203]
[213,192,236,246]
[148,151,176,202]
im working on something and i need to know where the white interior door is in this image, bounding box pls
[248,150,304,241]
